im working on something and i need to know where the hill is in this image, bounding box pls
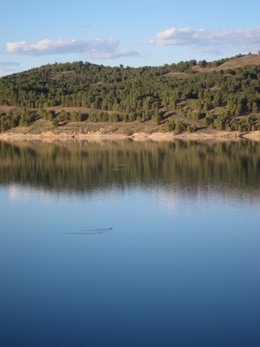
[0,54,260,136]
[191,54,260,73]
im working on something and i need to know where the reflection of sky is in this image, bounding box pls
[1,182,260,347]
[1,142,260,347]
[1,183,259,235]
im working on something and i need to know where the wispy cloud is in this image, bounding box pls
[150,27,260,53]
[0,61,20,67]
[5,38,140,59]
[0,61,20,72]
[91,49,140,59]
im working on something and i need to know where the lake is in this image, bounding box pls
[0,140,260,347]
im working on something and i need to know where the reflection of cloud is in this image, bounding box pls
[8,184,53,202]
[5,38,140,59]
[7,184,125,203]
[154,188,177,212]
[150,27,260,53]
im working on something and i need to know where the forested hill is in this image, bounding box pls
[0,53,260,133]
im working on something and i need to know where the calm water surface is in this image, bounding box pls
[0,140,260,347]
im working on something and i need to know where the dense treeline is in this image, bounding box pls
[0,55,260,132]
[0,140,260,193]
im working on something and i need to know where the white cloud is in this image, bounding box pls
[5,38,118,54]
[5,38,140,59]
[150,27,260,53]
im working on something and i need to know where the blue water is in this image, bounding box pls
[0,141,260,347]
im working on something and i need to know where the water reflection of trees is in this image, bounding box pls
[0,140,259,194]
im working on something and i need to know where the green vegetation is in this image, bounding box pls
[0,54,260,133]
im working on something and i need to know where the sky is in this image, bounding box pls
[1,0,260,76]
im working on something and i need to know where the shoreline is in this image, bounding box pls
[0,129,260,142]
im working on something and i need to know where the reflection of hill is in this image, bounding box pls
[0,140,259,194]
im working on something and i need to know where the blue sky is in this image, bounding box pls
[1,0,260,76]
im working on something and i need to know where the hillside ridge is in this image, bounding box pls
[0,53,260,136]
